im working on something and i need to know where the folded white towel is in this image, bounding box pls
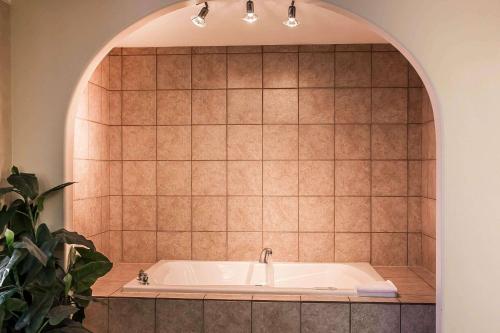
[356,280,398,297]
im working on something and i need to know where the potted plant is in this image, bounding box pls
[0,166,112,332]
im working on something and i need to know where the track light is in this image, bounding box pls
[191,2,209,28]
[283,1,299,28]
[242,0,258,24]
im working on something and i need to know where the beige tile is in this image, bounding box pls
[372,44,398,51]
[156,298,202,333]
[299,44,335,52]
[192,90,226,124]
[192,54,227,89]
[263,125,298,160]
[422,198,436,238]
[157,54,191,89]
[192,196,226,231]
[299,196,334,232]
[157,126,191,160]
[122,55,156,90]
[228,161,262,195]
[401,304,436,333]
[335,161,371,196]
[228,196,262,231]
[109,196,122,230]
[408,233,422,266]
[263,161,298,195]
[263,53,298,88]
[157,46,191,55]
[192,161,227,195]
[371,124,407,160]
[192,125,226,160]
[204,299,251,333]
[122,47,155,55]
[109,56,122,90]
[372,52,408,87]
[372,88,408,123]
[263,89,298,124]
[157,90,191,125]
[192,46,226,54]
[299,233,334,262]
[227,89,262,124]
[298,88,334,124]
[335,197,370,232]
[299,125,334,160]
[101,89,110,125]
[263,196,298,232]
[335,52,371,87]
[263,232,298,261]
[109,298,155,333]
[334,88,371,123]
[263,45,298,52]
[408,197,422,232]
[88,83,101,122]
[408,124,422,160]
[109,126,122,160]
[156,161,191,195]
[122,231,156,262]
[157,196,191,231]
[228,53,262,88]
[227,232,262,260]
[192,232,227,260]
[301,302,350,333]
[123,161,156,195]
[227,125,262,160]
[335,124,371,159]
[372,197,408,232]
[335,44,371,52]
[122,91,156,125]
[122,126,156,160]
[408,88,423,124]
[422,235,436,273]
[84,299,108,332]
[228,45,262,53]
[335,233,370,262]
[351,303,400,333]
[299,161,335,195]
[299,52,334,87]
[372,161,407,196]
[122,196,156,231]
[109,91,122,125]
[109,161,122,195]
[372,233,408,266]
[408,161,422,196]
[422,122,436,159]
[252,301,300,333]
[409,65,424,88]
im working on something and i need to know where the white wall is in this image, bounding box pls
[9,0,500,331]
[0,1,10,189]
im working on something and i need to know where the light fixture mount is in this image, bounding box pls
[283,0,299,28]
[191,2,209,28]
[243,0,258,24]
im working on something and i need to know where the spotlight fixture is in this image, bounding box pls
[242,0,258,24]
[283,0,299,28]
[191,2,209,28]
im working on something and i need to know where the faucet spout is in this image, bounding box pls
[259,248,273,264]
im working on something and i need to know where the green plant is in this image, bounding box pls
[0,166,112,332]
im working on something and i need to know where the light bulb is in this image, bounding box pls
[283,17,299,28]
[242,0,258,23]
[192,3,209,28]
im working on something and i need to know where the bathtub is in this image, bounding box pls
[123,260,397,297]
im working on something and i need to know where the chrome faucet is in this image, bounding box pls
[259,248,273,264]
[137,269,149,285]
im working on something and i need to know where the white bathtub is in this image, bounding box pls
[123,260,397,297]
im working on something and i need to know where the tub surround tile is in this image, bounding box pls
[205,294,253,301]
[371,197,408,232]
[191,89,226,124]
[351,303,400,333]
[263,196,298,232]
[299,125,335,160]
[92,281,124,298]
[84,298,108,333]
[156,90,191,125]
[227,161,262,195]
[192,196,226,231]
[335,197,371,232]
[122,196,156,231]
[263,161,298,196]
[299,161,335,196]
[227,125,262,160]
[122,231,156,263]
[122,91,156,125]
[372,161,408,196]
[372,88,408,124]
[157,292,206,300]
[374,266,418,279]
[335,233,370,262]
[192,54,227,89]
[335,161,371,196]
[193,46,227,54]
[371,125,407,160]
[192,232,227,260]
[301,302,350,333]
[157,161,191,196]
[192,161,227,196]
[157,55,191,89]
[157,126,191,160]
[122,126,156,160]
[299,196,335,232]
[409,266,436,289]
[227,89,262,124]
[263,125,298,160]
[156,299,203,333]
[372,233,408,266]
[263,89,298,124]
[108,297,155,333]
[228,53,263,88]
[335,124,371,160]
[228,45,262,53]
[192,125,226,160]
[252,301,300,333]
[299,52,335,87]
[122,161,156,195]
[122,55,156,90]
[372,51,408,87]
[335,52,371,87]
[391,277,435,296]
[157,232,191,260]
[298,88,335,124]
[122,47,156,55]
[228,196,262,231]
[263,232,298,261]
[299,233,335,262]
[349,297,400,304]
[253,295,301,302]
[334,88,371,123]
[263,53,298,88]
[398,295,436,304]
[227,232,262,261]
[204,300,252,333]
[157,196,191,231]
[401,304,436,333]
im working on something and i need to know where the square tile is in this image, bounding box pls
[408,197,422,232]
[122,196,157,231]
[122,231,156,262]
[372,233,408,265]
[228,161,262,195]
[192,196,226,231]
[228,196,262,231]
[408,233,422,266]
[301,302,350,333]
[335,161,371,196]
[372,51,408,87]
[263,45,298,52]
[334,88,371,123]
[408,161,422,196]
[401,304,435,333]
[299,52,334,87]
[227,232,262,260]
[157,196,191,231]
[109,126,122,160]
[372,161,407,196]
[299,161,335,195]
[192,232,227,260]
[157,90,191,125]
[263,125,298,160]
[371,124,407,160]
[228,53,262,88]
[372,88,408,123]
[408,124,422,160]
[122,126,156,160]
[335,233,370,262]
[192,54,227,89]
[192,90,226,124]
[422,198,436,238]
[109,297,155,333]
[227,89,262,124]
[252,301,300,333]
[123,161,156,195]
[193,46,226,54]
[121,91,156,125]
[192,161,226,195]
[204,300,251,333]
[372,197,408,232]
[122,55,156,90]
[109,91,122,125]
[109,196,122,230]
[351,303,400,333]
[335,124,371,159]
[192,125,226,160]
[157,161,191,195]
[228,45,262,53]
[335,52,371,87]
[157,126,191,160]
[263,53,298,88]
[408,88,423,123]
[263,232,298,261]
[109,161,122,195]
[157,55,191,89]
[263,161,298,195]
[298,88,335,124]
[227,125,262,160]
[84,299,108,332]
[299,233,334,262]
[299,125,334,160]
[334,197,370,232]
[422,235,436,273]
[263,89,298,124]
[156,298,202,332]
[263,196,298,232]
[109,56,122,90]
[299,196,334,232]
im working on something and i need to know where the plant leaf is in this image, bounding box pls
[0,250,26,286]
[0,187,14,196]
[45,319,92,333]
[7,172,39,200]
[14,292,53,332]
[11,166,19,175]
[14,237,48,266]
[71,261,112,293]
[0,288,15,305]
[47,305,79,326]
[52,229,95,251]
[38,182,75,201]
[36,223,52,245]
[63,274,72,296]
[5,298,27,313]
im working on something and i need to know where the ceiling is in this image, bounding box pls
[120,0,386,47]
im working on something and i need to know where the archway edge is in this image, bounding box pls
[10,1,500,332]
